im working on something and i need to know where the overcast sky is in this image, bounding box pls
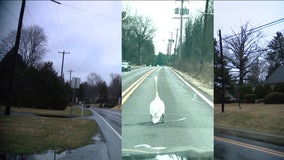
[214,1,284,45]
[0,1,121,84]
[1,1,283,84]
[123,1,206,55]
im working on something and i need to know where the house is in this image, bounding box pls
[265,64,284,90]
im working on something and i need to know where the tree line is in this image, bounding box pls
[122,6,156,66]
[171,0,214,84]
[77,73,121,107]
[0,25,121,112]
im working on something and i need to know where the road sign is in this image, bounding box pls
[71,77,80,89]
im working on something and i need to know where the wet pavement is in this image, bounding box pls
[214,133,284,160]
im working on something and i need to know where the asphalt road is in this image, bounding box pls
[122,66,154,91]
[214,134,284,160]
[122,66,213,159]
[89,107,122,160]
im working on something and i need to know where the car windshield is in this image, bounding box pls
[122,148,213,159]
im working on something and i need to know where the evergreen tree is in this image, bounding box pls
[266,31,284,78]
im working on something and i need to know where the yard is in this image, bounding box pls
[215,103,284,135]
[0,106,98,154]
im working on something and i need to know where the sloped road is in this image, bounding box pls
[88,107,121,160]
[122,66,214,159]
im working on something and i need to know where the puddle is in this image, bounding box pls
[0,133,107,160]
[0,150,70,160]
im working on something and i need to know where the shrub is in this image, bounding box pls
[273,83,284,93]
[254,84,271,99]
[244,94,256,103]
[264,92,284,104]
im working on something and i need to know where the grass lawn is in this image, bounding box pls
[0,106,98,154]
[215,103,284,136]
[0,105,93,118]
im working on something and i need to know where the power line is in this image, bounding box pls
[0,1,19,20]
[54,2,67,49]
[25,5,36,25]
[60,2,120,22]
[46,2,65,50]
[223,18,284,41]
[33,2,48,31]
[0,1,27,30]
[250,18,284,33]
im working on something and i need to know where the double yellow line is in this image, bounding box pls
[122,67,158,105]
[215,136,284,158]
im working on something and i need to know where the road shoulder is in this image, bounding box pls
[215,125,284,146]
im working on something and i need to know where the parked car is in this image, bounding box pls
[122,61,131,72]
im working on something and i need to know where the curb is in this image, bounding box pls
[214,125,284,146]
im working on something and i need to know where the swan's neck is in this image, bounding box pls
[155,76,160,99]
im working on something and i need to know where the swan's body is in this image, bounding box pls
[149,76,165,124]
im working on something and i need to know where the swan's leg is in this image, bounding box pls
[160,114,164,123]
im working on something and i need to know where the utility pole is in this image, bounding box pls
[218,30,225,113]
[58,51,70,81]
[174,0,188,68]
[169,32,173,55]
[67,70,74,85]
[5,0,26,115]
[178,0,184,67]
[200,0,210,72]
[167,32,174,65]
[173,28,179,67]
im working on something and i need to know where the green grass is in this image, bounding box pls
[0,105,93,118]
[215,103,284,135]
[0,106,98,154]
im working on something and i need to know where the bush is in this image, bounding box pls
[273,83,284,93]
[264,92,284,104]
[244,94,256,103]
[254,84,271,99]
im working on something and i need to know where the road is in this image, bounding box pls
[122,66,214,159]
[215,133,284,160]
[88,107,122,160]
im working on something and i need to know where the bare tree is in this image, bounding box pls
[86,72,103,87]
[0,25,47,67]
[108,73,121,104]
[224,22,265,86]
[130,15,156,65]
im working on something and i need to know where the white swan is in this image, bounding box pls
[149,76,165,124]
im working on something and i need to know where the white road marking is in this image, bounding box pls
[171,68,214,108]
[174,117,187,121]
[92,110,122,140]
[165,117,187,122]
[134,144,152,148]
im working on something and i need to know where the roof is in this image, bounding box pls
[265,65,284,84]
